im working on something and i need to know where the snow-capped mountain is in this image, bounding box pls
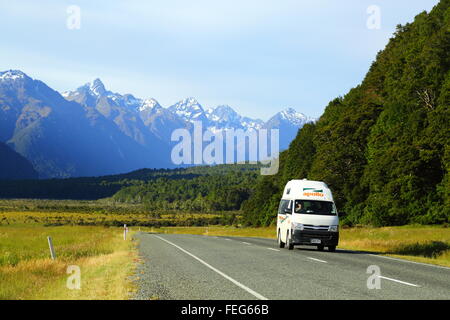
[263,108,315,150]
[62,79,315,161]
[138,98,161,112]
[168,97,209,124]
[63,79,311,139]
[278,108,312,126]
[0,70,28,82]
[205,105,263,131]
[0,70,315,177]
[63,79,142,110]
[62,78,175,164]
[0,71,168,178]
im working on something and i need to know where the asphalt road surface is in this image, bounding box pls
[134,232,450,300]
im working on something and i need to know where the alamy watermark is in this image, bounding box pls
[366,265,381,289]
[171,121,279,175]
[66,5,81,30]
[367,5,381,30]
[66,265,81,290]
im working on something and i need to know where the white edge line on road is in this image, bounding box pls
[154,235,268,300]
[367,253,450,270]
[379,276,420,287]
[267,248,280,252]
[241,242,251,245]
[307,257,327,263]
[224,238,231,241]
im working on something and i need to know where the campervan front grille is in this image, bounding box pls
[300,232,332,240]
[303,225,329,231]
[297,230,339,241]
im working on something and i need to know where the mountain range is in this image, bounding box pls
[0,70,314,179]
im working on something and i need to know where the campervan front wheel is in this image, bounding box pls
[278,230,285,248]
[286,232,294,250]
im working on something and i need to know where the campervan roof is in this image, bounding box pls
[283,179,334,202]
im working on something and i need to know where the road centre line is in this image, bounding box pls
[154,235,268,300]
[267,248,280,252]
[307,257,327,263]
[379,276,420,287]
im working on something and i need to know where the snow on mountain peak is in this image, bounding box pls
[89,78,106,96]
[206,105,239,123]
[279,107,308,125]
[59,76,314,137]
[66,78,109,98]
[213,105,237,115]
[138,98,161,112]
[204,104,265,131]
[0,70,27,81]
[168,97,206,122]
[180,97,202,110]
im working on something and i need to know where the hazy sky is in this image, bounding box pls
[0,0,439,120]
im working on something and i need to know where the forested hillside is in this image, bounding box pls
[112,169,257,212]
[243,0,449,227]
[0,164,259,212]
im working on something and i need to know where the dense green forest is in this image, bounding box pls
[243,0,450,227]
[0,164,259,213]
[112,170,257,212]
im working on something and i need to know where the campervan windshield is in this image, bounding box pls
[293,200,336,216]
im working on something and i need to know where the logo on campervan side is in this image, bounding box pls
[302,188,324,197]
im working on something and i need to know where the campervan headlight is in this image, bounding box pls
[328,225,339,232]
[292,222,304,231]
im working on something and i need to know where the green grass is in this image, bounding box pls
[0,224,138,299]
[0,210,225,227]
[337,224,450,266]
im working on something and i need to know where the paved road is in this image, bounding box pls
[134,232,450,300]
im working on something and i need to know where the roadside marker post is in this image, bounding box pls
[124,224,128,240]
[47,236,56,260]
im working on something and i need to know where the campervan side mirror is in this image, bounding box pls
[284,207,292,214]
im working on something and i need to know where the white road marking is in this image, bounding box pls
[307,257,327,263]
[267,248,280,252]
[224,238,231,241]
[154,235,268,300]
[367,253,450,270]
[241,242,251,245]
[379,276,420,287]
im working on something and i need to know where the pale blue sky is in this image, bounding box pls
[0,0,439,120]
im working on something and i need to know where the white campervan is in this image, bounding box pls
[277,179,339,251]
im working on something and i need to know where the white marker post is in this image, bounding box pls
[124,224,128,240]
[47,236,56,260]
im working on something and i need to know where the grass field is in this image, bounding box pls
[148,225,450,267]
[0,210,225,227]
[0,224,138,299]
